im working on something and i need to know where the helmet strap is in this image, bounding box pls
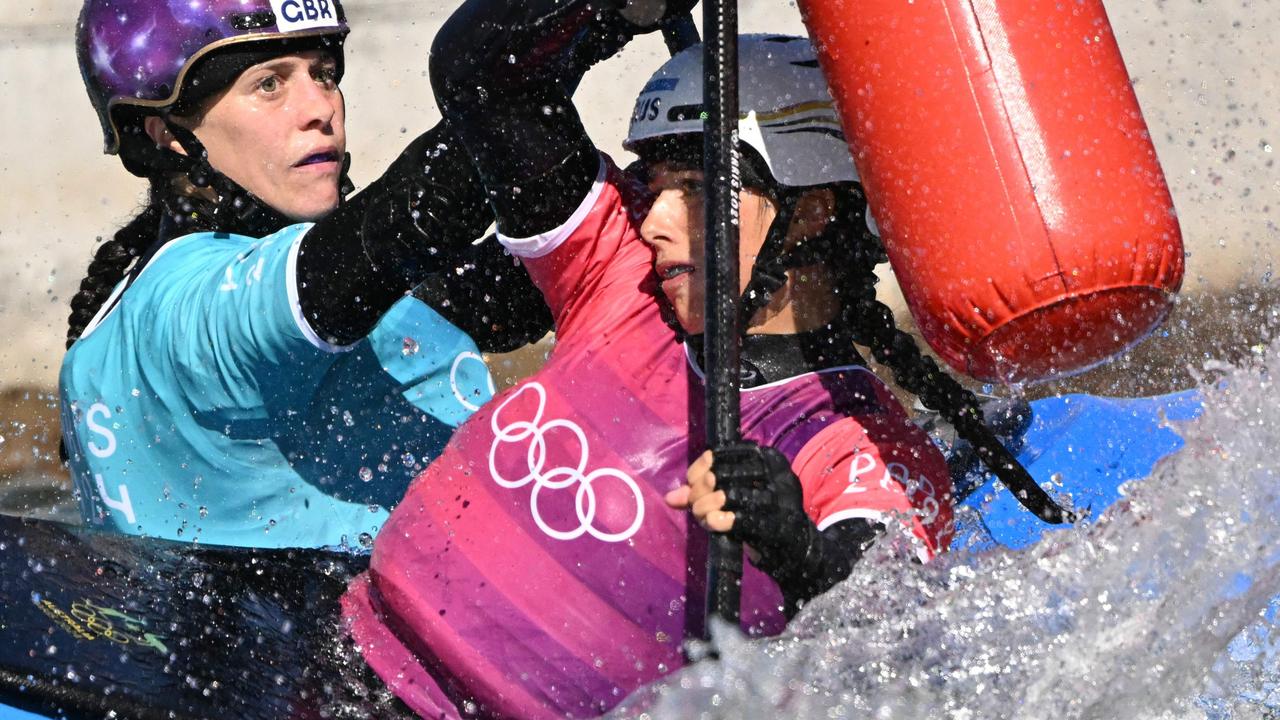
[339,152,355,198]
[737,188,799,329]
[161,116,215,186]
[162,115,263,226]
[159,115,344,236]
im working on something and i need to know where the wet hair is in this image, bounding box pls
[804,188,1050,506]
[64,179,240,349]
[822,192,989,441]
[633,134,1036,502]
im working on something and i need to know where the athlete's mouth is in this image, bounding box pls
[295,150,340,167]
[657,263,695,281]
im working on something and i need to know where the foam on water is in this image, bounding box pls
[616,339,1280,720]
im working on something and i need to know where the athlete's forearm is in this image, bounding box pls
[430,0,618,237]
[295,122,550,350]
[764,517,883,618]
[411,234,553,353]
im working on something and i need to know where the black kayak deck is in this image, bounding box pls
[0,514,411,719]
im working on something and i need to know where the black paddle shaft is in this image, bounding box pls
[701,0,744,631]
[660,11,700,54]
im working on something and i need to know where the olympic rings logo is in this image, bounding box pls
[451,351,497,412]
[488,382,644,543]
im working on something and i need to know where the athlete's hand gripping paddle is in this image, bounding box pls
[695,443,883,618]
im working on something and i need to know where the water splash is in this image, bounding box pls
[617,338,1280,719]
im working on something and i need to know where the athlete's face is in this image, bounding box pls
[168,51,346,222]
[639,162,780,334]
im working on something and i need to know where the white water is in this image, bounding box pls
[616,340,1280,719]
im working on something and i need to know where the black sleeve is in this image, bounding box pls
[293,123,552,350]
[410,233,551,353]
[429,0,633,237]
[295,0,675,348]
[764,518,883,619]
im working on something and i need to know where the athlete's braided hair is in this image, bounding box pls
[65,182,166,349]
[65,139,292,350]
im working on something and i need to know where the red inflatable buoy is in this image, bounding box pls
[798,0,1184,382]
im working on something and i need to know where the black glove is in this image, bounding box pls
[713,441,882,617]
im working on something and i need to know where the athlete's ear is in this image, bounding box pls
[790,188,836,241]
[143,116,187,156]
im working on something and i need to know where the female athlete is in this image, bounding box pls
[337,1,1035,716]
[61,0,551,548]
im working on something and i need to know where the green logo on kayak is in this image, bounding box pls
[36,596,169,656]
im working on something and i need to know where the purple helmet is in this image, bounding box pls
[77,0,349,156]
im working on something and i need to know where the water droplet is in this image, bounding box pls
[359,467,373,482]
[342,410,355,427]
[402,337,420,356]
[358,532,374,548]
[401,452,416,467]
[198,506,208,518]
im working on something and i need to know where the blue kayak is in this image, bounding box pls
[953,389,1203,551]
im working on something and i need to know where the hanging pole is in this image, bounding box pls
[701,0,742,631]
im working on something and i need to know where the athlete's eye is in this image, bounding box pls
[313,65,339,88]
[678,178,704,197]
[257,75,281,94]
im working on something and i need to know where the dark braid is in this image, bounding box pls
[65,182,165,349]
[829,188,1071,522]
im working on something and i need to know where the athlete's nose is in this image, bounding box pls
[639,189,686,251]
[295,76,339,132]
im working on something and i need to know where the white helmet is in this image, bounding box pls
[623,34,858,188]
